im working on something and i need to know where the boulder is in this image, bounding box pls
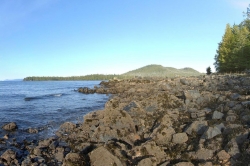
[89,147,123,166]
[62,153,86,166]
[27,128,38,134]
[185,121,208,135]
[180,78,190,85]
[172,133,188,144]
[217,150,230,164]
[201,126,221,139]
[212,111,224,120]
[225,139,240,159]
[185,90,201,100]
[59,122,76,133]
[137,158,153,166]
[230,93,241,100]
[2,122,17,131]
[154,127,175,146]
[1,149,16,162]
[194,148,214,160]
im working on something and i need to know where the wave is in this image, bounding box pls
[24,93,64,101]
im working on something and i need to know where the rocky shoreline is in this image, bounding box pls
[1,75,250,165]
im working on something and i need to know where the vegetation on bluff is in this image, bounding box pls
[122,64,202,77]
[23,65,202,81]
[214,5,250,73]
[23,74,125,81]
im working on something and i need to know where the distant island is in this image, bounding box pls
[23,64,203,81]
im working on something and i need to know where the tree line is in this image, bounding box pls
[214,5,250,73]
[23,74,128,81]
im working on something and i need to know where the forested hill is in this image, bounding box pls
[23,65,202,81]
[122,64,202,77]
[23,74,123,81]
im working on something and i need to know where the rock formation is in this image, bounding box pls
[1,74,250,165]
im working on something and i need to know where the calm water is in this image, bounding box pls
[0,81,109,141]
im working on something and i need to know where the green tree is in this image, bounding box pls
[206,66,211,75]
[214,24,234,72]
[214,22,250,73]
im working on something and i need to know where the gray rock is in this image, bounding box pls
[231,93,241,100]
[227,101,235,108]
[241,115,250,122]
[195,148,214,160]
[33,156,45,163]
[202,126,221,139]
[123,101,139,111]
[189,108,206,119]
[180,78,190,85]
[185,121,208,135]
[185,90,201,100]
[145,106,157,112]
[212,111,224,120]
[2,122,18,131]
[226,139,240,159]
[242,78,250,86]
[172,133,188,144]
[21,157,32,166]
[49,141,59,149]
[137,158,153,166]
[215,123,225,131]
[242,101,250,106]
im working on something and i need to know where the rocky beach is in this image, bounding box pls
[1,74,250,165]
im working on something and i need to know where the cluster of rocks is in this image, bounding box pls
[1,74,250,165]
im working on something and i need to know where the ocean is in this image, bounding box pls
[0,81,110,141]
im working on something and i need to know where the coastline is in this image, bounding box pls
[1,75,250,165]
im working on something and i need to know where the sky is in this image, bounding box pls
[0,0,249,80]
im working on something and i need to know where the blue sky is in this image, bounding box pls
[0,0,249,80]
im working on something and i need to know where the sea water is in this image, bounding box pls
[0,81,109,141]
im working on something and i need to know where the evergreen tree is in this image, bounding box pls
[206,66,211,75]
[214,21,250,73]
[214,24,234,72]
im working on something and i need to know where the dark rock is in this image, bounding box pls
[231,93,241,100]
[78,87,96,94]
